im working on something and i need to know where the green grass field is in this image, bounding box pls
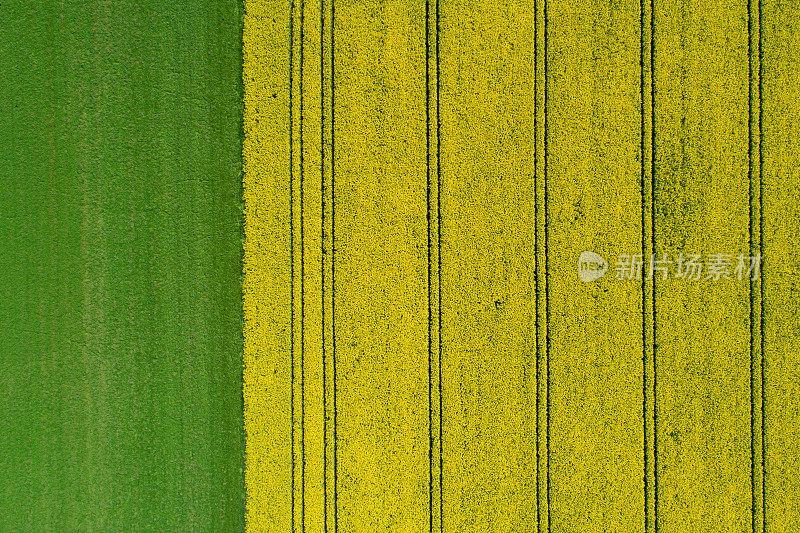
[0,2,244,530]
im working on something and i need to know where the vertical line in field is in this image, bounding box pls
[638,0,659,528]
[289,0,297,529]
[639,0,649,527]
[534,0,540,528]
[748,0,758,528]
[533,0,547,527]
[425,0,433,528]
[543,0,551,528]
[330,0,337,526]
[435,0,443,528]
[639,0,659,528]
[649,0,658,528]
[760,4,766,527]
[426,1,442,529]
[745,0,768,529]
[319,0,337,528]
[320,0,328,527]
[298,0,306,527]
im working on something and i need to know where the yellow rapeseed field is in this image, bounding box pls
[243,0,799,530]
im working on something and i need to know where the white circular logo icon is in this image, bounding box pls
[578,251,608,282]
